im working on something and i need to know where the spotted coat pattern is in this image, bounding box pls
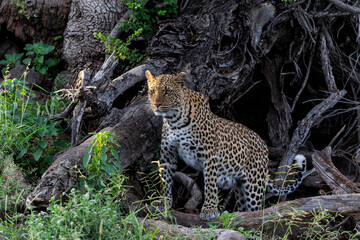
[145,71,306,221]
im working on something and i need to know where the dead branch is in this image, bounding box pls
[170,194,360,231]
[174,172,202,213]
[141,217,246,240]
[291,41,316,112]
[26,100,162,208]
[312,146,360,194]
[320,23,338,92]
[277,90,347,181]
[329,0,360,14]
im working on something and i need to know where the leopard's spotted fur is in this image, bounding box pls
[146,71,306,221]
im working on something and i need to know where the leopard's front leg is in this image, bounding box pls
[155,139,178,212]
[200,155,220,220]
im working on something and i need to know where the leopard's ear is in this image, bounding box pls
[174,72,187,86]
[145,70,155,84]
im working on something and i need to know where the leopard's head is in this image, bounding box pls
[145,70,187,117]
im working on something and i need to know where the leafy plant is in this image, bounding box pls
[0,53,24,75]
[10,0,29,19]
[94,0,178,69]
[25,188,155,240]
[0,41,59,77]
[82,131,122,190]
[0,73,64,173]
[94,29,145,70]
[23,41,60,75]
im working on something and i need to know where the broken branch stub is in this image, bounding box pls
[312,146,360,194]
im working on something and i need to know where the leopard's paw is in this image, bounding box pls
[199,206,220,221]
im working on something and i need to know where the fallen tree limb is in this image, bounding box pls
[26,100,162,208]
[312,146,360,194]
[174,172,202,213]
[170,194,360,231]
[141,217,246,240]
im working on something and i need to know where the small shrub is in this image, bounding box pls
[0,73,65,174]
[0,53,24,75]
[81,131,122,190]
[0,41,59,77]
[94,0,178,69]
[23,41,60,75]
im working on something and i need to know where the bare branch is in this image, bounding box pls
[278,90,346,175]
[320,24,338,92]
[174,172,202,213]
[329,0,360,14]
[312,146,360,194]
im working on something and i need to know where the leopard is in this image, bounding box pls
[145,70,306,221]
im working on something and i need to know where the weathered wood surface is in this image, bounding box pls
[170,194,360,230]
[312,146,360,194]
[141,217,246,240]
[26,99,162,208]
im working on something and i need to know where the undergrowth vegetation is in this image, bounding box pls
[94,0,178,69]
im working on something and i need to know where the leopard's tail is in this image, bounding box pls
[267,154,306,196]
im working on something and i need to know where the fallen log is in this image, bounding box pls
[170,194,360,231]
[174,172,202,213]
[141,217,246,240]
[26,100,162,208]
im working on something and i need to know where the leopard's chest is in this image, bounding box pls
[167,128,206,171]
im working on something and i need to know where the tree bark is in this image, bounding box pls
[26,99,162,208]
[312,146,360,194]
[141,217,246,240]
[170,194,360,231]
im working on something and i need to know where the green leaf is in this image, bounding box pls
[83,154,91,167]
[16,148,28,160]
[33,149,43,161]
[38,66,47,75]
[54,35,62,41]
[113,160,122,171]
[111,149,119,160]
[39,140,48,149]
[88,144,93,154]
[45,58,59,67]
[104,164,116,175]
[54,140,68,148]
[99,153,107,161]
[38,129,47,137]
[23,58,32,65]
[47,125,58,136]
[24,44,34,51]
[36,55,44,64]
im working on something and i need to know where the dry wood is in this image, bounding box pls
[312,146,360,194]
[174,172,202,213]
[141,217,246,240]
[276,90,346,182]
[170,194,360,231]
[329,0,360,14]
[320,24,338,92]
[264,56,292,147]
[26,100,162,208]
